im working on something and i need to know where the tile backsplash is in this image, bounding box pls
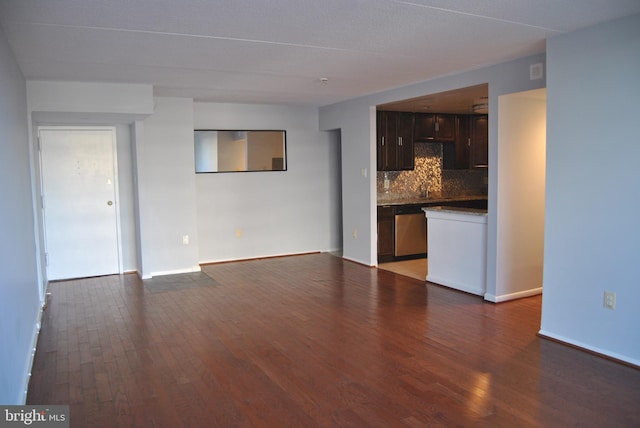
[377,143,488,198]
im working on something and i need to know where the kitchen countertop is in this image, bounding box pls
[377,193,487,206]
[422,206,488,216]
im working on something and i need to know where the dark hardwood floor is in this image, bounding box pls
[28,253,640,427]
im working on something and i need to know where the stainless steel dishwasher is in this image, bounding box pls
[394,206,427,257]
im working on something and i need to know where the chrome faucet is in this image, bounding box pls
[421,181,429,198]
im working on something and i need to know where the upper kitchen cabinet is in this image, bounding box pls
[470,114,488,167]
[414,113,456,142]
[441,114,488,169]
[377,111,414,171]
[452,114,471,169]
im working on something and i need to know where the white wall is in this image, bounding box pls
[194,102,342,262]
[23,86,342,276]
[130,120,147,275]
[0,23,40,404]
[138,97,200,277]
[320,53,546,271]
[489,89,546,302]
[540,13,640,365]
[115,124,137,271]
[26,81,154,279]
[27,81,153,117]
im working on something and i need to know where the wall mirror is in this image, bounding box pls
[194,130,287,173]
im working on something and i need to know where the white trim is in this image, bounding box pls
[36,126,123,279]
[538,329,640,368]
[108,127,125,275]
[342,255,374,267]
[21,299,46,404]
[484,287,542,303]
[197,250,332,266]
[147,265,202,279]
[28,118,46,304]
[427,275,485,296]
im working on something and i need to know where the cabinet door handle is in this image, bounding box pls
[381,136,385,146]
[435,122,440,132]
[399,137,403,146]
[468,138,471,147]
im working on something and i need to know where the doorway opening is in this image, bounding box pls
[491,88,546,301]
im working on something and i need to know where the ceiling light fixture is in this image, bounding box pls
[319,77,329,85]
[472,103,488,113]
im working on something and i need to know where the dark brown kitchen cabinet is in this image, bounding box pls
[441,114,488,170]
[377,111,414,171]
[414,113,456,142]
[376,110,394,171]
[443,115,471,169]
[454,115,471,169]
[377,206,394,262]
[470,114,488,167]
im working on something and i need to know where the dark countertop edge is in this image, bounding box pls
[377,195,487,206]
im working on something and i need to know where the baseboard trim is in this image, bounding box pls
[426,275,484,296]
[538,329,640,369]
[341,255,374,268]
[22,297,46,404]
[146,265,202,279]
[199,251,321,266]
[484,287,543,303]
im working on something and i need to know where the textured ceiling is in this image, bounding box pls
[1,0,639,107]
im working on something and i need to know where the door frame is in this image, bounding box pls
[36,125,124,281]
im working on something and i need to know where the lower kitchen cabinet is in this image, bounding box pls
[377,206,394,262]
[377,199,487,263]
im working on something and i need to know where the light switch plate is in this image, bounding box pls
[604,291,616,310]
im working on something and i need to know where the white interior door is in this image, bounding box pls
[39,128,121,280]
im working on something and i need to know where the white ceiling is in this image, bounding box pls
[1,0,639,107]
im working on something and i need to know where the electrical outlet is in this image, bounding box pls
[235,228,243,238]
[182,235,189,245]
[352,228,358,239]
[604,291,616,310]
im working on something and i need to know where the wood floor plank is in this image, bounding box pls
[28,253,640,427]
